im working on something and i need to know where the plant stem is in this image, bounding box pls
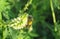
[50,0,57,32]
[23,0,32,12]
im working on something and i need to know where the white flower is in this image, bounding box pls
[11,19,15,22]
[10,24,14,27]
[16,21,20,23]
[14,23,17,26]
[14,18,17,21]
[17,17,21,21]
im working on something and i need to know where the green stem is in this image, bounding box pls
[23,0,32,12]
[50,0,57,32]
[19,0,32,16]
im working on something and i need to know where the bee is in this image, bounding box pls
[27,15,33,26]
[26,15,33,31]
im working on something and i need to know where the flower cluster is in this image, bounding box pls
[8,13,28,29]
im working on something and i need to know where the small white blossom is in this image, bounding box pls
[10,24,14,27]
[16,21,20,23]
[17,17,21,21]
[11,19,15,22]
[14,23,17,26]
[14,18,17,21]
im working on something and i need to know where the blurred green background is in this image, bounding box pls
[0,0,60,39]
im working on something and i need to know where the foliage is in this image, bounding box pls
[0,0,60,39]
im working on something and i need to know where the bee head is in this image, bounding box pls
[28,15,33,20]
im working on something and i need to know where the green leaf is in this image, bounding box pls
[0,12,2,21]
[3,11,10,19]
[3,28,9,39]
[54,0,60,9]
[25,36,31,39]
[28,32,39,37]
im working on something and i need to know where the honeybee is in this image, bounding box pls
[26,15,33,31]
[27,15,33,27]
